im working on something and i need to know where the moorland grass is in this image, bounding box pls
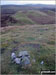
[1,24,55,74]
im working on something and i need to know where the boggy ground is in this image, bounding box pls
[1,24,55,74]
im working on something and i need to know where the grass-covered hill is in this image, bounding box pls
[1,4,55,74]
[12,10,55,25]
[1,4,55,27]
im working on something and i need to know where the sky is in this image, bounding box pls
[1,0,55,5]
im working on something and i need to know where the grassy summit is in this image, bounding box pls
[1,24,55,74]
[12,10,55,25]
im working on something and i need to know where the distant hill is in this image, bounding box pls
[1,4,56,27]
[1,4,55,14]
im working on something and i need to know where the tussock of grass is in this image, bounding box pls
[47,40,55,45]
[27,37,35,41]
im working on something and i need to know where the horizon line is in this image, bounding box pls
[1,3,55,6]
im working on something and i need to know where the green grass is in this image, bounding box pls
[17,17,35,24]
[1,24,55,74]
[12,11,36,25]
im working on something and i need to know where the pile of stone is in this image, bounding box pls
[11,51,31,68]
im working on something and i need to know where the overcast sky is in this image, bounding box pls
[1,0,55,5]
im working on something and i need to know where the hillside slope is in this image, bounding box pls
[1,24,55,74]
[1,5,55,27]
[12,10,55,25]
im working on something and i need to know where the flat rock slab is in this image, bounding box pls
[19,51,29,57]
